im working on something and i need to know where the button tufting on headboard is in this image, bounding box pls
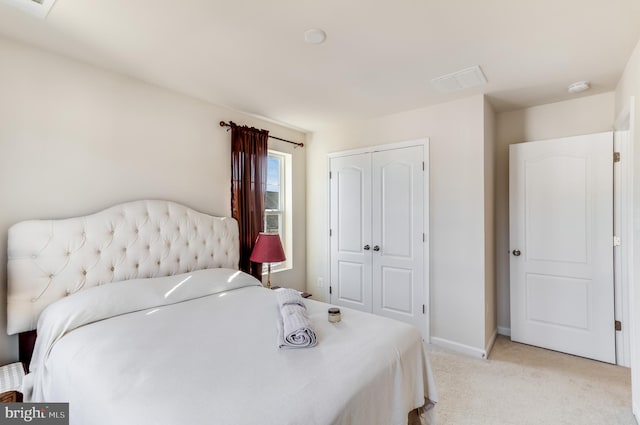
[6,200,239,335]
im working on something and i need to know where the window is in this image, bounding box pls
[265,154,283,234]
[264,150,292,272]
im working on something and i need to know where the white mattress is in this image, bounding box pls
[24,268,436,425]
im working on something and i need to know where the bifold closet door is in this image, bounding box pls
[330,146,426,336]
[372,146,425,333]
[330,153,373,313]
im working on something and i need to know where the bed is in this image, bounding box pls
[6,200,436,425]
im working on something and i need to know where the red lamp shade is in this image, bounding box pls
[249,233,286,263]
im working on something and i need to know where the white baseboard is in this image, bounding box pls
[430,336,488,359]
[497,326,511,337]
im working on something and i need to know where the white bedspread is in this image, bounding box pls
[24,268,436,425]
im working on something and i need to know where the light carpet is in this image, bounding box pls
[427,335,635,425]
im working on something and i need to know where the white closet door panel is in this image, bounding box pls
[380,266,413,314]
[372,146,425,334]
[330,154,372,312]
[336,261,366,304]
[337,167,366,253]
[380,161,412,257]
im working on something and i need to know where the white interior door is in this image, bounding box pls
[330,153,372,312]
[509,132,615,363]
[372,146,425,335]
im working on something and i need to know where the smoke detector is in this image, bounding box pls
[304,29,327,44]
[0,0,57,18]
[567,81,590,94]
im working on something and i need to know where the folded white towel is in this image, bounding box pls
[276,288,305,308]
[276,291,317,349]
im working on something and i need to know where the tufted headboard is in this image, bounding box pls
[6,200,239,335]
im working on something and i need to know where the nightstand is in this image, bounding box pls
[0,362,25,403]
[271,286,312,298]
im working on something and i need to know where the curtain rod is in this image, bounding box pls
[219,121,304,148]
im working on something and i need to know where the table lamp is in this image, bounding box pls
[249,233,286,289]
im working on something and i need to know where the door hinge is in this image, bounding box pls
[615,320,622,331]
[614,236,621,247]
[329,286,332,295]
[329,229,332,237]
[329,171,332,179]
[422,304,425,314]
[614,152,621,163]
[422,161,425,171]
[423,233,425,242]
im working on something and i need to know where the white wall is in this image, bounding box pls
[0,35,306,364]
[615,37,640,421]
[494,92,615,333]
[307,95,494,354]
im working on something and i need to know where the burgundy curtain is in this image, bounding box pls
[230,122,269,280]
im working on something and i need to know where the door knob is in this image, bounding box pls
[373,245,380,252]
[363,245,370,251]
[512,249,521,257]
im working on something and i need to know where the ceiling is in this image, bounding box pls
[0,0,639,132]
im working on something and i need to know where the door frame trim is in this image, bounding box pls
[615,96,637,421]
[614,109,632,366]
[326,138,430,341]
[327,139,430,159]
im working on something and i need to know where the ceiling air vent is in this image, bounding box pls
[431,65,488,93]
[0,0,57,18]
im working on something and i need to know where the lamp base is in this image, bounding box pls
[266,263,272,289]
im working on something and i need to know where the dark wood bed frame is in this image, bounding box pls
[18,330,37,371]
